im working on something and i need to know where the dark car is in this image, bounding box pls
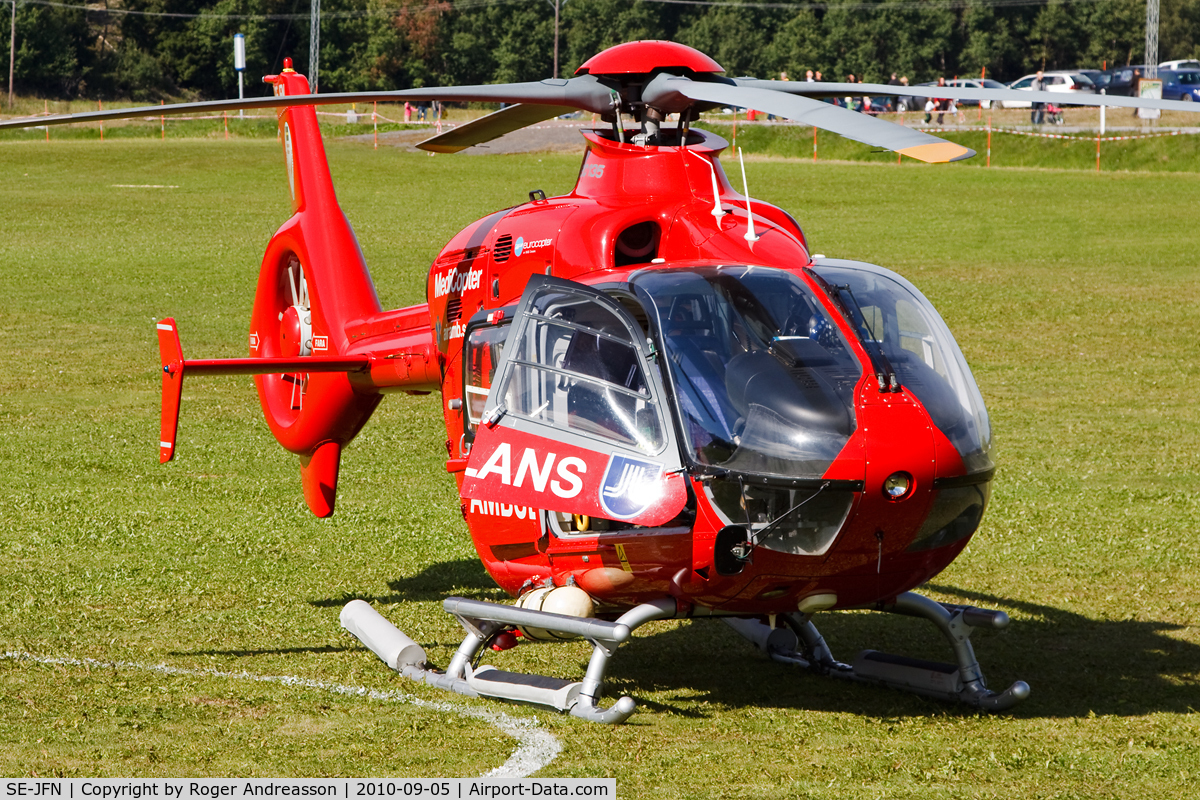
[1161,69,1200,101]
[1095,65,1150,97]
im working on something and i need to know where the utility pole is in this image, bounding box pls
[1146,0,1159,78]
[547,0,566,79]
[8,0,16,109]
[309,0,319,92]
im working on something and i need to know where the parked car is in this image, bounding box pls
[1002,71,1097,107]
[1160,59,1200,72]
[1160,69,1200,101]
[943,78,1009,108]
[1094,65,1150,97]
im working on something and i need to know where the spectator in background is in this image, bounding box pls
[886,72,902,111]
[935,77,949,125]
[805,69,815,82]
[1031,70,1047,124]
[768,71,790,120]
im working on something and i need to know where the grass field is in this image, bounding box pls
[1,136,1198,797]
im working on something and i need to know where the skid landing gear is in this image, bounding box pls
[723,591,1030,711]
[341,596,677,724]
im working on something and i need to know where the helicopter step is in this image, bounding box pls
[341,596,677,724]
[723,591,1030,711]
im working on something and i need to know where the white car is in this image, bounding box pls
[1002,72,1097,108]
[1160,59,1200,71]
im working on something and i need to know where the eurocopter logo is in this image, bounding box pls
[513,236,551,257]
[433,265,483,298]
[599,454,664,519]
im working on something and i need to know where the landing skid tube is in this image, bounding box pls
[341,596,677,724]
[723,591,1030,711]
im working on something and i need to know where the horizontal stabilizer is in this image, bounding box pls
[154,318,371,465]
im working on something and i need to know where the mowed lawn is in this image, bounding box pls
[0,137,1198,797]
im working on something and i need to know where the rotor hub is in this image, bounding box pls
[279,304,312,357]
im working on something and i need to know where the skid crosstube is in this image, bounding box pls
[723,590,1030,711]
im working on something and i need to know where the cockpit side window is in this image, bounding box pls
[500,288,666,453]
[464,322,510,436]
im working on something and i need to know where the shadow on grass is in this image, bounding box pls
[310,563,1198,719]
[601,583,1199,719]
[308,558,507,608]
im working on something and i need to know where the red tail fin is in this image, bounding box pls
[249,66,385,514]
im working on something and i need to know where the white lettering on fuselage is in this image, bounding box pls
[468,499,537,519]
[433,266,483,298]
[466,443,587,498]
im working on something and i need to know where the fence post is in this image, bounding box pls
[812,125,817,163]
[986,114,992,167]
[99,99,103,141]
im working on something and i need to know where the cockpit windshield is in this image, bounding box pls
[632,267,863,479]
[812,262,992,473]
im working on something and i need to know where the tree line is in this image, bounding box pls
[9,0,1200,101]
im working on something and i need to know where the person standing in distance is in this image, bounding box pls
[1031,70,1047,125]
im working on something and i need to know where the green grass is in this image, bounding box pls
[1,138,1198,796]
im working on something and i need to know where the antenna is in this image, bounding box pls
[687,149,725,218]
[738,148,759,242]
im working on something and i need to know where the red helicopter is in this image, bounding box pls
[8,41,1196,723]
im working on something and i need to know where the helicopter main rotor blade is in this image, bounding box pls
[736,78,1200,114]
[645,75,973,163]
[416,103,579,153]
[0,77,618,132]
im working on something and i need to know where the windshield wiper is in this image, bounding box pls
[833,284,901,393]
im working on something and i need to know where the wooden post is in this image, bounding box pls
[224,110,229,140]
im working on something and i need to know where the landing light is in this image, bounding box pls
[883,471,913,501]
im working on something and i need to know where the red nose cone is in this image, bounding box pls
[575,40,724,77]
[280,306,303,356]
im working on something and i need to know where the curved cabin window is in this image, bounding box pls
[500,285,666,454]
[464,323,510,435]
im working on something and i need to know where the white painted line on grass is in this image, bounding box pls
[1,651,561,777]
